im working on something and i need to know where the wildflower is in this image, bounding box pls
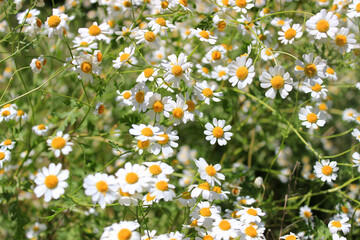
[16,9,40,24]
[147,17,176,34]
[30,56,47,73]
[194,81,223,105]
[294,53,327,86]
[300,205,313,223]
[79,22,111,43]
[162,53,192,88]
[352,128,360,142]
[352,152,360,172]
[73,37,98,52]
[213,15,227,32]
[212,218,241,240]
[34,163,69,202]
[231,0,254,14]
[72,52,102,83]
[193,28,217,44]
[116,90,132,106]
[130,83,153,112]
[325,67,337,81]
[135,29,161,48]
[115,162,151,194]
[298,106,326,129]
[113,46,136,69]
[194,157,225,186]
[212,65,228,81]
[32,124,49,136]
[306,9,339,39]
[189,182,212,200]
[149,177,176,201]
[146,93,171,121]
[0,147,11,168]
[328,217,350,234]
[302,79,328,98]
[117,188,142,206]
[260,66,293,99]
[144,161,174,179]
[46,131,73,157]
[129,124,164,142]
[83,173,118,209]
[278,23,303,45]
[136,67,159,83]
[1,139,15,150]
[190,201,221,226]
[102,221,140,240]
[164,95,191,125]
[343,108,357,122]
[45,9,69,38]
[150,126,179,158]
[331,27,357,54]
[15,109,28,122]
[239,207,265,223]
[26,222,47,239]
[347,0,360,18]
[260,46,279,61]
[314,159,339,182]
[240,223,266,240]
[271,17,292,27]
[204,118,233,146]
[94,102,106,116]
[280,232,299,240]
[196,64,211,78]
[203,45,227,64]
[228,55,255,89]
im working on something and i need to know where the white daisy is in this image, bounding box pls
[192,28,217,44]
[239,207,266,223]
[161,53,193,88]
[0,139,15,150]
[103,221,140,240]
[72,37,98,52]
[146,93,171,122]
[15,109,28,122]
[343,108,357,122]
[149,177,176,202]
[94,102,106,116]
[352,128,360,142]
[328,217,351,234]
[117,188,143,206]
[259,65,293,99]
[78,22,111,43]
[231,0,254,14]
[212,218,241,240]
[32,124,49,136]
[228,55,255,89]
[306,9,339,39]
[45,8,69,38]
[314,159,339,183]
[294,53,327,86]
[347,0,360,18]
[260,46,279,62]
[190,201,221,226]
[331,27,357,54]
[130,83,153,112]
[352,152,360,172]
[147,17,176,34]
[72,52,102,83]
[164,95,191,125]
[116,162,151,194]
[202,45,227,64]
[325,67,337,81]
[278,23,303,45]
[16,9,40,24]
[299,205,313,223]
[143,161,174,179]
[30,55,46,73]
[194,157,225,186]
[150,126,179,158]
[204,118,233,146]
[240,223,266,240]
[136,67,159,83]
[302,80,328,98]
[0,147,11,168]
[135,29,161,48]
[116,90,132,106]
[194,81,223,105]
[280,232,299,240]
[113,46,136,69]
[212,65,228,81]
[298,106,326,129]
[46,131,73,158]
[189,182,212,200]
[129,124,164,142]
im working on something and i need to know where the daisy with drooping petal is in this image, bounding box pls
[331,27,357,54]
[46,131,73,158]
[130,83,153,112]
[194,157,225,186]
[34,163,69,202]
[302,80,328,98]
[228,55,255,89]
[94,102,106,116]
[231,0,254,14]
[149,177,176,201]
[79,22,111,43]
[146,93,171,122]
[134,139,152,155]
[151,126,179,158]
[32,124,49,136]
[239,207,265,223]
[298,106,326,129]
[113,46,136,69]
[72,52,102,83]
[212,218,242,240]
[204,118,233,146]
[129,124,164,142]
[73,37,98,52]
[137,67,159,83]
[347,0,360,18]
[260,65,293,99]
[278,23,303,45]
[45,9,69,38]
[352,128,360,142]
[328,217,351,234]
[306,9,339,39]
[210,186,230,201]
[30,55,46,73]
[203,45,227,64]
[162,53,193,88]
[16,9,40,24]
[194,81,223,105]
[164,95,191,125]
[314,159,339,183]
[83,173,118,209]
[189,182,212,200]
[135,29,161,48]
[116,162,151,194]
[294,53,327,86]
[0,147,11,168]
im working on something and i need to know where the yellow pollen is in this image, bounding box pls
[331,221,342,228]
[48,15,61,28]
[144,31,156,42]
[199,207,212,217]
[80,41,88,46]
[156,180,168,191]
[123,92,131,99]
[97,52,103,62]
[222,0,229,6]
[81,62,92,73]
[1,110,10,117]
[186,100,195,112]
[199,30,210,39]
[3,139,11,145]
[205,165,217,176]
[17,110,24,116]
[156,17,166,26]
[125,172,139,184]
[316,19,330,33]
[265,48,273,56]
[157,134,169,145]
[190,219,198,227]
[335,35,347,46]
[277,20,285,25]
[306,113,318,123]
[180,191,192,199]
[0,152,5,160]
[202,67,209,74]
[203,235,213,240]
[35,60,42,69]
[202,88,213,98]
[88,25,101,36]
[173,108,184,119]
[141,127,154,137]
[118,228,132,240]
[149,165,162,175]
[33,225,40,232]
[213,127,224,138]
[236,66,248,80]
[51,137,66,149]
[144,68,154,78]
[304,64,317,77]
[322,165,333,176]
[108,19,115,28]
[212,51,222,60]
[36,18,42,28]
[153,101,164,113]
[198,182,210,190]
[236,0,247,7]
[263,7,270,13]
[146,193,156,201]
[271,76,285,89]
[326,67,334,74]
[161,1,169,8]
[245,225,257,237]
[179,0,188,6]
[219,220,231,231]
[135,91,145,103]
[231,210,239,218]
[120,53,130,62]
[247,208,258,216]
[342,206,349,213]
[137,140,150,149]
[172,65,183,77]
[212,186,221,193]
[285,236,296,240]
[284,28,296,40]
[311,83,322,92]
[96,180,108,193]
[37,124,46,130]
[45,175,58,189]
[219,70,226,77]
[319,103,327,111]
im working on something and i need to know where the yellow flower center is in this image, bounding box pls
[119,188,131,197]
[245,225,257,237]
[212,186,221,193]
[271,76,285,89]
[51,137,66,149]
[45,175,58,189]
[123,0,132,7]
[3,139,11,145]
[306,113,318,123]
[247,209,257,216]
[108,19,115,28]
[213,127,224,138]
[172,65,183,77]
[342,206,349,213]
[0,152,5,160]
[326,67,334,74]
[33,225,40,231]
[277,20,285,25]
[236,0,247,7]
[179,0,188,6]
[125,172,139,184]
[96,180,108,193]
[118,228,132,240]
[284,28,296,40]
[97,104,105,114]
[259,34,267,41]
[156,180,168,191]
[48,15,61,28]
[141,127,153,137]
[157,134,169,145]
[80,41,88,46]
[205,165,217,176]
[219,220,231,230]
[304,64,317,77]
[186,100,195,112]
[135,91,145,103]
[319,103,327,111]
[335,35,347,46]
[149,165,162,175]
[180,191,192,199]
[219,71,226,77]
[285,236,297,240]
[161,1,169,9]
[311,83,322,92]
[200,207,212,217]
[35,60,42,69]
[155,17,166,26]
[88,25,101,36]
[199,30,210,39]
[212,51,222,60]
[120,53,130,62]
[198,182,210,190]
[153,101,164,113]
[144,68,154,78]
[356,3,360,12]
[316,19,329,33]
[137,140,150,149]
[304,211,312,218]
[1,110,10,117]
[231,210,239,218]
[236,66,248,80]
[321,165,333,176]
[144,31,156,42]
[37,124,46,130]
[203,235,213,240]
[81,62,92,73]
[173,108,184,119]
[202,88,213,98]
[217,21,226,31]
[36,18,42,28]
[146,193,156,201]
[202,67,209,74]
[97,52,103,62]
[222,0,229,6]
[123,92,131,99]
[331,221,342,228]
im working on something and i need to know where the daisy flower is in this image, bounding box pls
[325,67,337,81]
[116,90,132,106]
[130,83,153,112]
[73,37,98,52]
[79,22,111,43]
[196,64,211,78]
[0,139,15,150]
[15,109,28,122]
[142,192,158,206]
[352,152,360,172]
[259,65,293,99]
[299,106,326,129]
[294,53,327,86]
[32,124,49,136]
[210,186,230,201]
[228,55,255,89]
[134,139,152,155]
[190,201,221,226]
[147,17,175,34]
[0,106,16,122]
[129,124,164,142]
[184,92,203,121]
[136,67,159,83]
[164,95,191,125]
[260,46,279,62]
[26,222,47,239]
[30,56,46,73]
[212,218,241,240]
[202,45,227,64]
[194,157,225,186]
[113,46,136,69]
[239,207,265,223]
[16,9,40,24]
[149,177,176,201]
[347,0,360,18]
[45,9,69,38]
[177,191,197,206]
[193,28,217,44]
[278,23,303,44]
[251,29,272,47]
[352,128,360,142]
[117,188,142,206]
[271,17,292,27]
[331,27,357,54]
[280,232,299,240]
[116,162,151,194]
[236,196,256,206]
[213,14,227,32]
[0,147,11,168]
[240,223,266,240]
[143,161,174,179]
[302,80,328,98]
[161,53,192,88]
[103,221,140,240]
[34,163,69,202]
[314,159,339,183]
[299,205,313,223]
[204,118,233,146]
[231,0,254,14]
[83,173,118,209]
[189,182,212,200]
[135,29,161,48]
[328,217,351,234]
[194,81,223,105]
[47,131,73,157]
[146,93,171,121]
[343,108,357,122]
[212,65,228,81]
[306,9,339,39]
[150,126,179,158]
[72,52,102,83]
